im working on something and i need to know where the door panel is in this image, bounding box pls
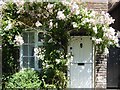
[107,46,120,88]
[68,36,93,88]
[70,63,92,88]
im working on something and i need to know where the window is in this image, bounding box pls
[20,31,44,70]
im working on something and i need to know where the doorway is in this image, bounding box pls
[68,36,94,88]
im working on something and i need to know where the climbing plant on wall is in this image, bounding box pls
[1,0,119,88]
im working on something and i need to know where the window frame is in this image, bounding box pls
[20,30,44,70]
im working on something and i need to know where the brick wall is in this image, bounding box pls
[82,2,108,12]
[95,51,108,88]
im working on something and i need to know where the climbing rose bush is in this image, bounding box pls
[1,0,118,49]
[1,0,119,48]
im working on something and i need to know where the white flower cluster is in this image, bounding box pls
[104,47,109,54]
[92,28,118,46]
[70,2,80,15]
[81,10,115,26]
[13,0,25,7]
[53,1,118,48]
[47,3,54,13]
[103,27,118,44]
[4,20,13,30]
[61,0,70,6]
[55,59,61,64]
[47,3,54,9]
[76,7,118,46]
[11,1,118,49]
[100,11,115,25]
[49,19,53,29]
[56,11,66,20]
[72,22,78,28]
[93,26,97,34]
[61,0,80,15]
[14,35,24,46]
[34,47,45,60]
[35,21,42,27]
[92,37,102,44]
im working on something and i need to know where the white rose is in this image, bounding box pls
[104,47,109,54]
[89,19,96,25]
[61,0,70,6]
[70,2,79,13]
[34,48,39,56]
[49,20,53,29]
[14,0,25,7]
[82,18,89,24]
[113,36,118,44]
[5,23,13,30]
[56,59,60,64]
[93,26,97,34]
[109,27,115,35]
[55,23,58,28]
[4,21,13,30]
[14,35,24,46]
[89,10,96,18]
[56,11,66,20]
[72,22,78,28]
[75,9,80,15]
[47,3,54,9]
[102,27,107,32]
[95,38,102,44]
[35,21,42,27]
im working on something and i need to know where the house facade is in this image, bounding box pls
[1,0,120,89]
[19,0,120,88]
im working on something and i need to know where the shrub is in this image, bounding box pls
[43,68,67,89]
[5,69,42,88]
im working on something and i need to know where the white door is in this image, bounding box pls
[68,36,94,88]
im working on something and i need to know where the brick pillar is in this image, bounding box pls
[95,51,108,88]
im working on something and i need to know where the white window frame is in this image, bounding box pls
[20,30,44,70]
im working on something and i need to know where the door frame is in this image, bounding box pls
[67,36,95,88]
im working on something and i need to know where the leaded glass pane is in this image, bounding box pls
[23,45,28,56]
[23,32,28,43]
[29,57,35,68]
[29,32,35,43]
[23,57,28,68]
[29,45,34,56]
